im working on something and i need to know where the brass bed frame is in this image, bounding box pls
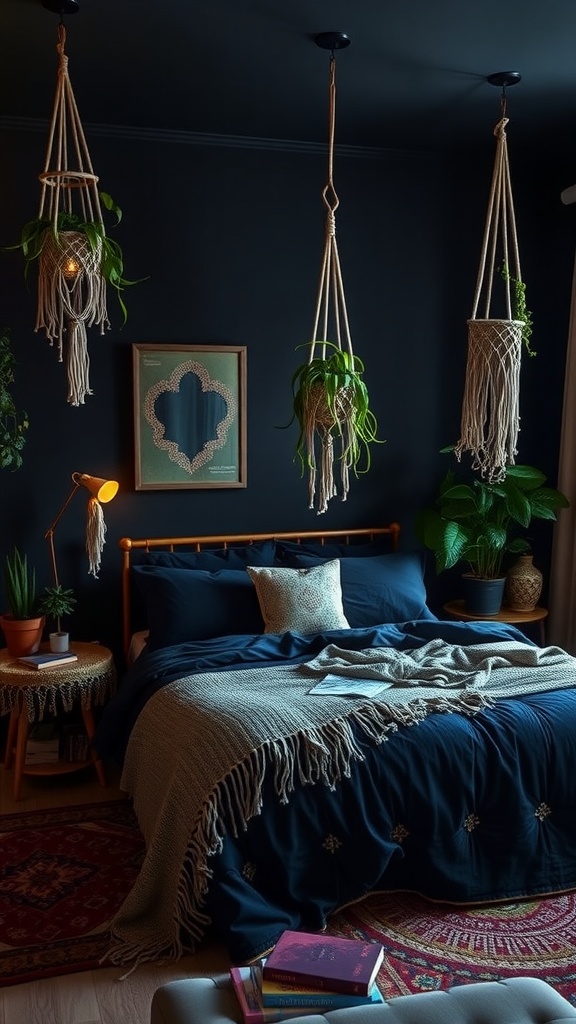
[119,524,400,659]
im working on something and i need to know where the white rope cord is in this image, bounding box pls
[455,103,524,483]
[304,56,358,513]
[310,58,353,360]
[85,497,107,578]
[35,24,108,405]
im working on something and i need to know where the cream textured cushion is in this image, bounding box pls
[247,560,350,634]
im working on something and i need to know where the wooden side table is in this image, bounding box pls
[0,641,116,800]
[442,600,548,646]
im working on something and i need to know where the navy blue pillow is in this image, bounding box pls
[275,539,394,562]
[132,565,264,649]
[140,539,276,572]
[277,551,435,627]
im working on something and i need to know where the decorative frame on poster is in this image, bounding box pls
[133,343,247,491]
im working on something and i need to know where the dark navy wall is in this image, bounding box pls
[0,124,574,661]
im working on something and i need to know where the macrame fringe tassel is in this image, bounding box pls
[36,232,107,405]
[302,388,353,515]
[86,497,107,578]
[66,320,92,406]
[455,318,522,483]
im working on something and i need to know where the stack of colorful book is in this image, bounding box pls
[230,929,385,1023]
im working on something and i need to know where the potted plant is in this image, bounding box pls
[39,584,76,653]
[283,342,383,513]
[1,548,45,657]
[415,463,569,615]
[9,193,141,326]
[0,330,29,470]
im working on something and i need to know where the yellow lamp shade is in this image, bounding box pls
[74,473,119,503]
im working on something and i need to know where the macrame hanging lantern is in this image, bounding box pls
[34,2,110,406]
[292,32,380,515]
[455,72,530,484]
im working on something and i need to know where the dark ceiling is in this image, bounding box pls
[2,0,576,158]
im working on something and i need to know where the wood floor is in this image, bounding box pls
[0,761,231,1024]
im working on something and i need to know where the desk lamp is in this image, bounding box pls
[45,472,119,584]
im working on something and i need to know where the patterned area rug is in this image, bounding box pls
[328,889,576,1005]
[0,800,145,987]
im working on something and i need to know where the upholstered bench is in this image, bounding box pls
[150,973,576,1024]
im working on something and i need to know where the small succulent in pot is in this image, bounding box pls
[39,584,76,637]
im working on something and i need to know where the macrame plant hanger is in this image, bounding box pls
[297,30,375,516]
[455,71,526,483]
[312,38,351,512]
[36,1,109,406]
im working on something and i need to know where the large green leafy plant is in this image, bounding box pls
[0,331,28,470]
[416,464,569,579]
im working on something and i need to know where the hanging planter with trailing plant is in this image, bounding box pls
[455,72,535,485]
[6,18,144,407]
[284,35,383,514]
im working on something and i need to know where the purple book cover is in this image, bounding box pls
[262,930,384,996]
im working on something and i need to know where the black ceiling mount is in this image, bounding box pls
[315,32,351,51]
[487,71,522,88]
[41,1,79,13]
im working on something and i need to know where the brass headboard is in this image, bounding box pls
[119,524,400,661]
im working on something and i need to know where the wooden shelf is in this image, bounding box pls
[22,760,92,777]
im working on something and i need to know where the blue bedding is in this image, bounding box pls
[94,619,576,964]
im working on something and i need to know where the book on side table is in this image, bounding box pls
[230,963,384,1024]
[17,651,78,670]
[262,929,384,996]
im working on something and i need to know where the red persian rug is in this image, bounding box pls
[0,799,145,987]
[328,889,576,1005]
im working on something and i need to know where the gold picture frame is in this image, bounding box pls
[133,343,247,490]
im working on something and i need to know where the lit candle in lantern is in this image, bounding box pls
[63,257,80,279]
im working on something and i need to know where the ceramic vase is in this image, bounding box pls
[49,631,70,653]
[505,554,543,611]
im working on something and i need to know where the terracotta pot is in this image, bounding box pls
[0,614,45,658]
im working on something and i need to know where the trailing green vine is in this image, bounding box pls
[500,264,535,356]
[0,331,29,470]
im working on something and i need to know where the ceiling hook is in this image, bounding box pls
[41,1,80,21]
[487,71,521,119]
[315,31,351,61]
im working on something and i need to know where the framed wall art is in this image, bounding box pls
[133,343,247,490]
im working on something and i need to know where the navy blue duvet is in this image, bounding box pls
[94,619,576,963]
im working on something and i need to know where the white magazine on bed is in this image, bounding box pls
[308,674,394,698]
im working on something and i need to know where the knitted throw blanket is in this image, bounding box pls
[108,640,576,970]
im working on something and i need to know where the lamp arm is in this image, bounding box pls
[44,478,81,588]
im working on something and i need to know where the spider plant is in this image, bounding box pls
[286,342,383,477]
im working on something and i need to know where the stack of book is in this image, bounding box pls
[25,723,60,765]
[59,723,90,763]
[230,929,385,1024]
